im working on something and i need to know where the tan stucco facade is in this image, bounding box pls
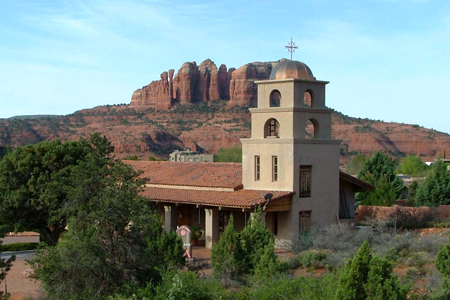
[241,77,341,243]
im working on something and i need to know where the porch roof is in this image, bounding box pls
[140,186,294,209]
[125,160,242,189]
[339,171,374,191]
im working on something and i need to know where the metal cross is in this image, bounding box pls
[285,38,298,60]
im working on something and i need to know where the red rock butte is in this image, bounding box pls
[130,59,287,110]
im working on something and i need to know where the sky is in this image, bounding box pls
[0,0,449,134]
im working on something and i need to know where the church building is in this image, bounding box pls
[126,59,373,249]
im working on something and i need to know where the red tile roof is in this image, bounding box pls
[140,187,294,209]
[125,160,242,189]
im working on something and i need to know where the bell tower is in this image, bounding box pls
[241,59,341,237]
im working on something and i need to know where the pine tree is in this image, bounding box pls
[416,160,450,206]
[436,237,450,293]
[365,256,407,300]
[210,214,245,280]
[253,240,284,281]
[240,207,274,273]
[357,152,404,206]
[336,241,407,300]
[335,241,373,300]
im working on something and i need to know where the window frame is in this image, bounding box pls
[299,165,312,198]
[265,118,280,138]
[254,155,261,181]
[272,156,278,182]
[270,90,281,107]
[299,210,312,232]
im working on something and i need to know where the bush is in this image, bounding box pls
[299,250,328,268]
[436,237,450,291]
[211,214,245,281]
[393,207,438,229]
[247,273,339,300]
[336,241,407,300]
[153,270,227,300]
[0,242,39,252]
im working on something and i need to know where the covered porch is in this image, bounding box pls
[143,188,294,249]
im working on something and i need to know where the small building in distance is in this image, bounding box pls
[169,149,214,162]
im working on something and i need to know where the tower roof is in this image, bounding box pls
[269,59,316,80]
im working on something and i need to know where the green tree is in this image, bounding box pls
[0,135,110,245]
[407,180,419,203]
[365,256,407,300]
[345,154,367,175]
[436,237,450,288]
[357,152,404,206]
[398,155,430,177]
[415,160,450,206]
[0,146,11,161]
[240,208,277,274]
[336,241,406,300]
[211,214,245,281]
[253,240,286,281]
[30,147,184,299]
[336,241,373,300]
[214,146,242,163]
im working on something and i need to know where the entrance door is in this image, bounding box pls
[177,206,192,227]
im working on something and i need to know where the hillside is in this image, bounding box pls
[0,100,449,162]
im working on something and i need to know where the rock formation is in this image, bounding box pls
[227,62,275,108]
[131,59,236,109]
[130,59,283,110]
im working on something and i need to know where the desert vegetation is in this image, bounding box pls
[1,136,450,299]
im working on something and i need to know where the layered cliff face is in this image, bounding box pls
[130,59,277,109]
[131,59,235,109]
[227,61,276,108]
[1,103,449,163]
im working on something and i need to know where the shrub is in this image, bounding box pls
[211,214,245,281]
[411,234,448,256]
[335,241,407,300]
[393,207,438,229]
[253,240,288,281]
[299,250,328,268]
[435,237,450,292]
[364,255,407,300]
[240,208,276,273]
[247,273,338,300]
[0,242,39,252]
[153,270,227,300]
[336,241,373,300]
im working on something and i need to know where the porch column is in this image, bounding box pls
[164,205,177,233]
[250,211,266,225]
[204,208,219,249]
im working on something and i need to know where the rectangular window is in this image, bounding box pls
[299,165,312,197]
[254,156,260,181]
[272,156,278,182]
[299,211,311,232]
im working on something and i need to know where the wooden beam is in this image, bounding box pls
[264,197,291,212]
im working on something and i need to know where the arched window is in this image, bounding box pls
[270,90,281,107]
[303,90,313,107]
[305,118,320,139]
[265,118,280,138]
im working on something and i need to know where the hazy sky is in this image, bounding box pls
[1,0,449,133]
